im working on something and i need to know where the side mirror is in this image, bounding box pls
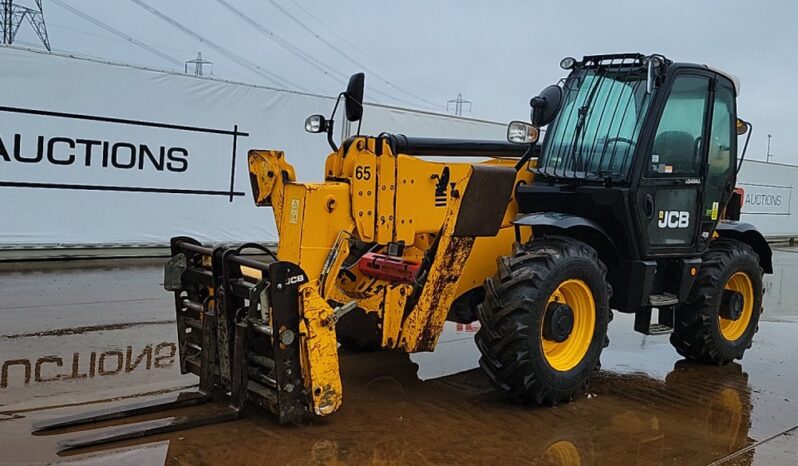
[304,114,328,133]
[529,84,563,127]
[736,118,749,136]
[345,72,365,122]
[507,121,540,145]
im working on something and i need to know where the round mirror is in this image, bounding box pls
[345,73,365,122]
[736,118,749,136]
[530,84,563,127]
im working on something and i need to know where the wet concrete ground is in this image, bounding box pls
[1,250,797,465]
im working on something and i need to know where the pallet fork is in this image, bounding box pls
[33,237,310,450]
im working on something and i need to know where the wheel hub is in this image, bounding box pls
[720,289,744,321]
[543,302,575,342]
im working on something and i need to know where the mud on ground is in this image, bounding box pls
[1,250,797,465]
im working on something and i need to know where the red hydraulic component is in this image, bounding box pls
[357,252,421,284]
[734,187,745,207]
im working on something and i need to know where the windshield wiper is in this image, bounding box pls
[567,71,606,173]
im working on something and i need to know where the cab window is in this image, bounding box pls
[649,76,710,176]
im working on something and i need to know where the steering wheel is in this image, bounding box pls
[604,137,636,149]
[595,137,636,170]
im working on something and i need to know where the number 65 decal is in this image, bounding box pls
[355,166,372,180]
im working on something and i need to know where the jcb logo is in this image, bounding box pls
[285,275,305,286]
[658,211,690,229]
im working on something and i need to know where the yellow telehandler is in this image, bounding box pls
[35,53,771,450]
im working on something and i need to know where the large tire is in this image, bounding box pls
[475,237,611,404]
[336,307,382,352]
[670,238,763,364]
[447,288,484,324]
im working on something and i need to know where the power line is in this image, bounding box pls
[50,0,183,67]
[213,0,348,84]
[284,0,451,97]
[212,0,430,109]
[48,22,196,55]
[128,0,309,92]
[266,0,444,110]
[45,20,247,82]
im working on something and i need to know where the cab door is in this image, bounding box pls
[634,73,712,257]
[700,78,738,243]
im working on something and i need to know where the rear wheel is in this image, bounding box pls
[475,237,610,404]
[670,238,763,364]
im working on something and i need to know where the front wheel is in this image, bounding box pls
[670,238,763,364]
[475,237,610,404]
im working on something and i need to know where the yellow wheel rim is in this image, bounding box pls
[542,279,596,372]
[719,272,754,341]
[541,440,581,465]
[715,387,744,446]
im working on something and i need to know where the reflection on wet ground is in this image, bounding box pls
[1,249,797,465]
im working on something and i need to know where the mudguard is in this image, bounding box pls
[715,220,773,273]
[513,212,615,245]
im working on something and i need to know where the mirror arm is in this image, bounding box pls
[326,122,339,152]
[514,142,537,171]
[736,121,753,174]
[330,92,344,121]
[323,92,345,152]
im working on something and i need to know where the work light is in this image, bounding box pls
[507,121,540,144]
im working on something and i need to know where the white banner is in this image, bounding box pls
[4,46,798,246]
[737,160,798,236]
[1,108,242,197]
[0,46,505,246]
[739,183,792,216]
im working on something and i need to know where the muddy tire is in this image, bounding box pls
[670,238,763,364]
[475,237,610,404]
[447,288,484,324]
[337,335,381,352]
[336,307,382,352]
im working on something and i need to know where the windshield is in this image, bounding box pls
[536,66,652,180]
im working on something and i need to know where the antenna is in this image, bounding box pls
[1,0,50,50]
[185,52,213,77]
[446,92,472,116]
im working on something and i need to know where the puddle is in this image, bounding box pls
[1,250,797,464]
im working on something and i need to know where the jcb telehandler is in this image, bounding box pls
[35,53,771,449]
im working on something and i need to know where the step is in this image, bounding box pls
[649,293,678,307]
[647,323,673,335]
[634,304,676,336]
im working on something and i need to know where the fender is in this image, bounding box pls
[513,212,620,270]
[715,220,773,273]
[513,212,614,242]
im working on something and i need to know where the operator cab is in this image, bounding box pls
[511,53,767,317]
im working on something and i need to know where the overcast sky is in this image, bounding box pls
[10,0,797,163]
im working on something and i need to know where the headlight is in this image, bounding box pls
[304,114,327,133]
[506,121,540,144]
[560,57,577,70]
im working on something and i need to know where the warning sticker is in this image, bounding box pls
[711,201,719,220]
[290,198,300,224]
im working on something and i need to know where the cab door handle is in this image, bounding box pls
[644,194,655,218]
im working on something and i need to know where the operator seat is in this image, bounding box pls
[652,131,697,174]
